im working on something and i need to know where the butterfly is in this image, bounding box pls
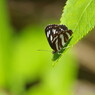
[45,24,73,54]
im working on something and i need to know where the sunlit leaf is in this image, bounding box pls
[53,0,95,60]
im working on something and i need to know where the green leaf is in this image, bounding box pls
[53,0,95,61]
[0,0,13,86]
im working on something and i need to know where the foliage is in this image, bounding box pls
[53,0,95,60]
[1,0,95,95]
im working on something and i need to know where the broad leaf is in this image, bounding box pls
[53,0,95,61]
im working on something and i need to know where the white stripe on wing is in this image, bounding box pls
[55,39,59,51]
[60,34,65,47]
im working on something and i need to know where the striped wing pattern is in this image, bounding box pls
[45,24,72,53]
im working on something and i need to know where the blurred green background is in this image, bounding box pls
[0,0,95,95]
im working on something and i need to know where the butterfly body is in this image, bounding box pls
[45,24,73,53]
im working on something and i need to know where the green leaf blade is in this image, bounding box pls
[61,0,95,46]
[53,0,95,61]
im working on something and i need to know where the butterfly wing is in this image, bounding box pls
[59,30,73,48]
[45,25,59,52]
[45,24,73,53]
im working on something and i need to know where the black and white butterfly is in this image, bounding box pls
[45,24,73,53]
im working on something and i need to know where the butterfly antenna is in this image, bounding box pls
[31,49,52,53]
[37,49,52,52]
